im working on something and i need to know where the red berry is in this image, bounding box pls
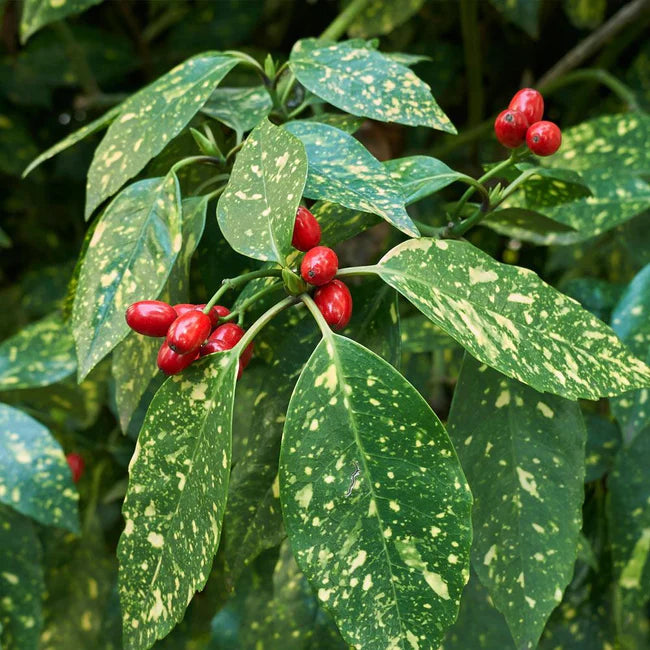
[196,304,230,328]
[314,279,353,329]
[209,323,245,348]
[240,341,255,369]
[66,453,84,483]
[166,311,212,354]
[292,206,321,252]
[199,337,252,380]
[494,109,529,148]
[126,301,177,337]
[199,339,229,357]
[508,88,544,126]
[157,342,198,375]
[526,121,562,156]
[300,246,338,286]
[173,303,198,317]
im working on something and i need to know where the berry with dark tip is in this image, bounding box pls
[166,311,212,354]
[494,109,529,148]
[300,246,338,286]
[292,206,321,252]
[157,342,198,375]
[508,88,544,126]
[526,121,562,156]
[314,279,353,329]
[196,304,230,328]
[126,300,177,337]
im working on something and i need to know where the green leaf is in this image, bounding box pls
[72,174,182,380]
[400,314,458,354]
[584,413,620,482]
[290,38,455,132]
[610,263,650,445]
[385,155,463,205]
[515,165,592,209]
[23,104,121,178]
[0,226,10,248]
[484,207,578,243]
[112,196,207,432]
[372,238,650,399]
[300,113,365,133]
[347,0,426,38]
[0,313,75,390]
[85,52,237,218]
[20,0,102,42]
[0,403,79,533]
[488,0,540,37]
[201,86,272,137]
[285,121,418,237]
[313,200,380,247]
[447,356,586,649]
[564,0,606,29]
[280,334,472,649]
[0,505,44,650]
[218,118,307,263]
[608,428,650,608]
[560,277,625,323]
[118,352,238,649]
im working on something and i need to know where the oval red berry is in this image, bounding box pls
[173,303,198,317]
[209,323,245,349]
[314,279,353,329]
[300,246,338,286]
[526,120,562,156]
[126,300,177,337]
[494,109,529,148]
[196,303,231,328]
[66,453,85,483]
[166,311,212,354]
[508,88,544,126]
[292,206,321,252]
[157,342,198,375]
[199,339,229,357]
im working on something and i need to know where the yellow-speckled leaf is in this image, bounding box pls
[280,334,472,649]
[285,121,418,237]
[347,0,426,38]
[0,313,75,390]
[372,238,650,399]
[72,173,181,381]
[217,118,307,263]
[20,0,103,42]
[85,52,237,218]
[289,39,455,132]
[0,505,44,650]
[118,352,238,650]
[201,86,272,138]
[112,196,207,433]
[0,403,79,533]
[448,356,586,649]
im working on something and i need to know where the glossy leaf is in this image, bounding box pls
[348,0,426,37]
[0,403,79,533]
[290,38,455,132]
[20,0,103,42]
[0,506,44,650]
[584,413,620,482]
[448,356,586,649]
[72,174,182,380]
[218,118,307,263]
[285,121,418,237]
[112,196,207,433]
[0,313,75,390]
[85,52,237,218]
[400,315,458,354]
[608,429,650,608]
[118,352,238,649]
[610,263,650,445]
[301,113,365,133]
[280,334,472,649]
[372,238,650,399]
[313,200,380,247]
[201,86,272,137]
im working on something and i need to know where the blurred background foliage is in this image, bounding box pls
[0,0,649,648]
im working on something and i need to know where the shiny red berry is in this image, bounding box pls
[508,88,544,126]
[126,301,177,337]
[300,246,338,286]
[199,338,229,357]
[494,109,529,148]
[196,304,230,328]
[292,206,321,252]
[314,279,353,329]
[166,311,212,354]
[199,336,252,380]
[526,121,562,156]
[157,342,198,375]
[173,303,198,317]
[209,323,245,348]
[66,453,84,483]
[240,341,255,369]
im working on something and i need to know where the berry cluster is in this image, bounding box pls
[494,88,561,156]
[294,207,353,329]
[126,300,254,376]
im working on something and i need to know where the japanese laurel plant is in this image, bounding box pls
[2,5,650,650]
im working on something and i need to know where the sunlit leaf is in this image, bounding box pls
[347,0,426,38]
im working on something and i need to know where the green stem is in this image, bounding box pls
[336,265,378,278]
[456,174,491,206]
[224,50,267,79]
[459,0,484,127]
[204,268,283,314]
[490,168,538,209]
[287,97,313,119]
[319,0,373,41]
[301,293,333,339]
[171,155,222,175]
[226,141,244,162]
[222,282,284,322]
[235,296,299,353]
[446,206,484,237]
[413,220,444,237]
[203,185,227,203]
[192,174,230,197]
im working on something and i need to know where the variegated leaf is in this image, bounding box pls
[0,313,75,390]
[20,0,102,42]
[448,356,586,649]
[72,173,181,380]
[285,121,418,237]
[201,86,272,137]
[0,403,79,533]
[85,53,237,218]
[118,352,238,649]
[371,238,650,399]
[218,118,307,263]
[280,334,472,649]
[0,505,44,650]
[290,39,455,132]
[347,0,426,38]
